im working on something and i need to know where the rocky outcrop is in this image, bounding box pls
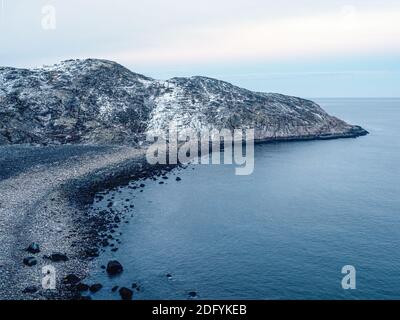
[0,59,367,145]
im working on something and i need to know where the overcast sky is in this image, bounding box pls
[1,0,399,97]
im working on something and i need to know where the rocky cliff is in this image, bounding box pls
[0,59,367,145]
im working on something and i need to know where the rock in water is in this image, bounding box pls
[132,283,141,291]
[0,59,367,146]
[89,283,103,293]
[111,286,119,292]
[106,260,123,276]
[119,287,133,300]
[26,243,40,254]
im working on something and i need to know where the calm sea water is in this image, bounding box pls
[89,98,400,300]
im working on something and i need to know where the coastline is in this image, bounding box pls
[0,128,368,300]
[254,126,369,144]
[0,145,175,299]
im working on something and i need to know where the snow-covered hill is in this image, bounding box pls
[0,59,367,145]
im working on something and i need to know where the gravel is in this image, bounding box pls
[0,144,146,299]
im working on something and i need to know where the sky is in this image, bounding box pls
[0,0,399,97]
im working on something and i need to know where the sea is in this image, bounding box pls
[88,98,400,300]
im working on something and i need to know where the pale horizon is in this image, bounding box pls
[1,0,399,97]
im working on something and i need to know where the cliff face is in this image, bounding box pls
[0,59,367,145]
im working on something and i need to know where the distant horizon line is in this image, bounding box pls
[309,97,400,99]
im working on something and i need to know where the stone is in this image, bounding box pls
[106,260,123,276]
[22,286,38,294]
[111,286,119,292]
[26,243,40,254]
[63,274,81,285]
[23,257,37,267]
[89,283,103,293]
[119,287,133,300]
[46,253,68,262]
[132,283,141,291]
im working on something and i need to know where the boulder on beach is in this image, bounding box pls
[23,257,37,267]
[45,253,69,262]
[22,286,38,294]
[63,274,81,286]
[26,243,40,254]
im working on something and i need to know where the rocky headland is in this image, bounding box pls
[0,59,368,299]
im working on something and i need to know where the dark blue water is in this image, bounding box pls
[89,98,400,299]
